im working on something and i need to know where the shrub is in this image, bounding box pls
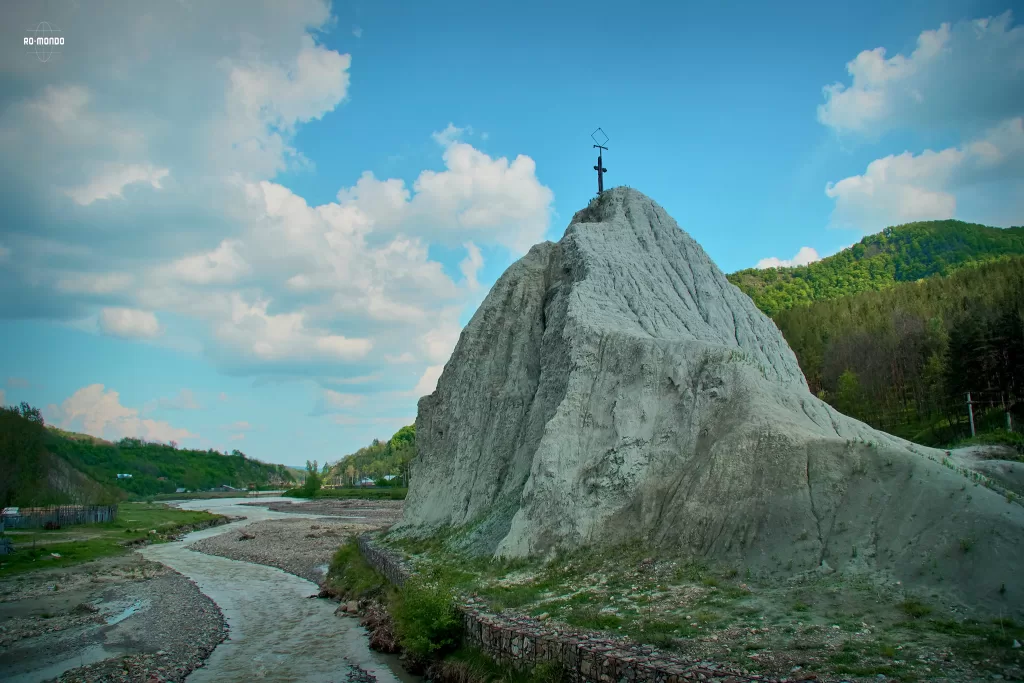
[324,537,387,599]
[898,598,932,619]
[392,575,462,657]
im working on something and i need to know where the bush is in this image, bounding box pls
[324,538,387,600]
[392,575,463,657]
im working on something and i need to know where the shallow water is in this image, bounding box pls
[105,598,145,625]
[3,644,120,683]
[140,498,416,683]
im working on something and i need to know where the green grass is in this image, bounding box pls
[439,647,568,683]
[0,502,222,576]
[284,487,408,500]
[324,537,389,599]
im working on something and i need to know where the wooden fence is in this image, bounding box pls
[1,505,118,529]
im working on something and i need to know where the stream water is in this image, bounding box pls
[139,498,417,683]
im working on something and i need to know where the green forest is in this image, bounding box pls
[326,424,416,485]
[729,220,1024,448]
[728,220,1024,316]
[0,404,295,506]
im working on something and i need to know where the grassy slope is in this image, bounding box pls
[0,502,222,576]
[727,220,1024,316]
[379,532,1024,682]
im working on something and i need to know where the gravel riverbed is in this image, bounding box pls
[0,555,227,683]
[188,518,376,583]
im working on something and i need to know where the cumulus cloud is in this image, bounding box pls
[0,0,555,442]
[755,247,821,269]
[224,421,252,431]
[98,308,161,339]
[818,11,1024,135]
[825,117,1024,230]
[49,384,196,443]
[413,365,445,397]
[66,164,170,206]
[311,388,364,417]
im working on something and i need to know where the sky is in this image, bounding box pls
[0,0,1021,467]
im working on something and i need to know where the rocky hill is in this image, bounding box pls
[399,187,1024,617]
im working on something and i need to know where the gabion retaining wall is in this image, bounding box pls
[356,534,783,683]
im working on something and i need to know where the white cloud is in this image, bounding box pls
[229,433,245,441]
[98,307,161,339]
[156,389,202,411]
[50,384,196,443]
[66,164,170,206]
[818,11,1024,135]
[57,272,134,295]
[224,420,252,431]
[413,365,444,397]
[460,242,484,290]
[432,122,470,147]
[825,117,1024,231]
[0,0,556,448]
[167,240,250,285]
[352,26,363,38]
[755,247,821,269]
[7,377,29,389]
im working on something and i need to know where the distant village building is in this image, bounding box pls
[358,477,376,487]
[175,487,186,493]
[117,473,133,479]
[383,474,398,482]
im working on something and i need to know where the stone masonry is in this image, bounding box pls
[356,534,790,683]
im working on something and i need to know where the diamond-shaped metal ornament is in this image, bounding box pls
[591,127,609,147]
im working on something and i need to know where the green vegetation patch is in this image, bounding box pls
[0,502,221,576]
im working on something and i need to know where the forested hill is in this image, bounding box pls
[727,220,1024,316]
[1,404,295,505]
[327,424,415,484]
[772,256,1024,447]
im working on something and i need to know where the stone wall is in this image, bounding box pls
[356,534,783,683]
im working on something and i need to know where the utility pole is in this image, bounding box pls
[967,392,976,437]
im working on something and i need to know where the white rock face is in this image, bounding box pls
[401,188,1024,615]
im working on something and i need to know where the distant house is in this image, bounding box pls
[117,473,133,479]
[175,487,186,493]
[358,477,376,487]
[383,474,398,482]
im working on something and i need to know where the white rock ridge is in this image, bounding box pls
[401,187,1024,614]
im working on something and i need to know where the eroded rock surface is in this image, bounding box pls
[400,187,1024,615]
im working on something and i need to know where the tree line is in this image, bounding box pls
[771,256,1024,445]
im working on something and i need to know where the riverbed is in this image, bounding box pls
[1,497,414,683]
[144,497,414,683]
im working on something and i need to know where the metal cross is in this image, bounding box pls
[592,128,609,195]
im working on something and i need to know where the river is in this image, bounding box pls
[139,497,415,683]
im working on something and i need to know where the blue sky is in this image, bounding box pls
[0,0,1021,467]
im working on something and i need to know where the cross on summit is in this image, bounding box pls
[592,128,608,195]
